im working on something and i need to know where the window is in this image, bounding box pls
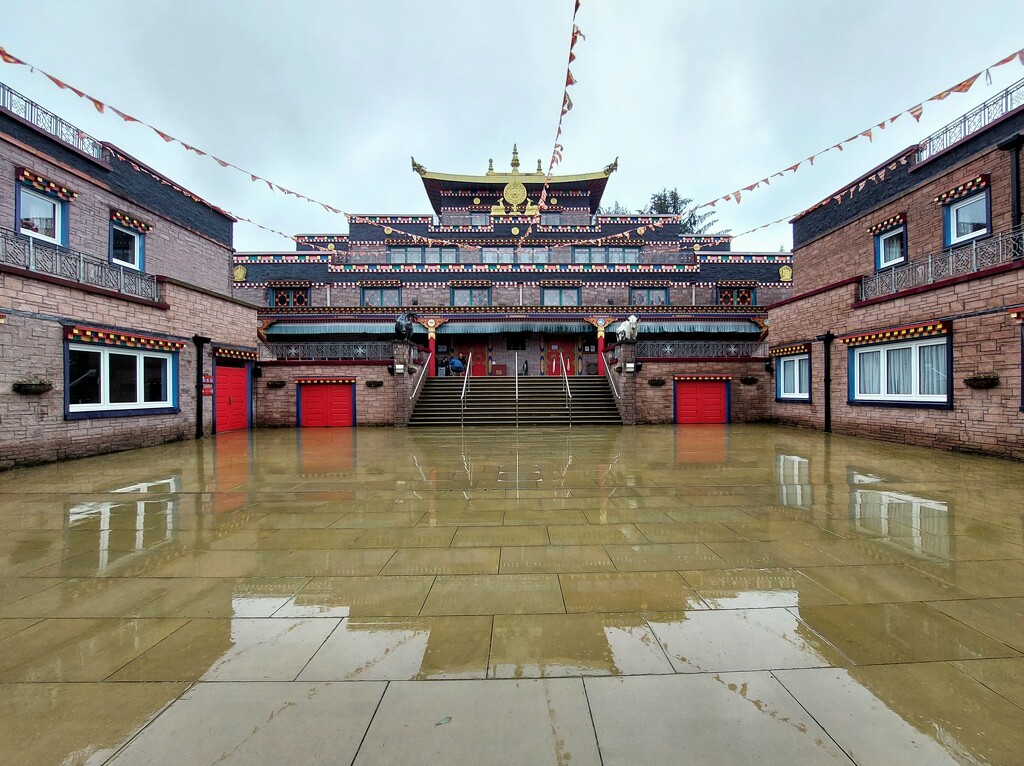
[507,336,527,351]
[388,247,423,264]
[518,248,549,263]
[271,288,309,307]
[850,337,949,405]
[452,287,491,307]
[109,224,143,269]
[718,287,755,306]
[541,287,580,306]
[629,287,668,306]
[482,248,514,264]
[945,191,989,246]
[541,213,562,225]
[573,247,640,264]
[470,213,488,226]
[777,354,810,400]
[17,186,64,245]
[67,344,176,415]
[361,287,401,307]
[424,247,459,264]
[875,226,905,269]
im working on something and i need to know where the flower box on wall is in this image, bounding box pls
[739,376,760,385]
[266,379,287,389]
[12,380,53,395]
[647,377,666,387]
[963,374,999,389]
[365,380,384,388]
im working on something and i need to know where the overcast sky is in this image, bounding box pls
[1,1,1022,253]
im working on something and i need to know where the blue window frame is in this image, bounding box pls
[451,287,491,307]
[66,342,179,419]
[629,287,668,306]
[718,287,755,306]
[271,288,309,307]
[848,335,951,407]
[541,287,580,306]
[874,225,906,270]
[16,185,67,246]
[361,287,401,307]
[109,223,145,270]
[943,191,989,247]
[776,353,811,402]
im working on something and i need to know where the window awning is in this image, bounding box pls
[608,320,761,334]
[437,321,594,335]
[266,322,417,336]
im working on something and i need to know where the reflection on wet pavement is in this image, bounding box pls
[0,425,1022,764]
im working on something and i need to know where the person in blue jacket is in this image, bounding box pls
[448,356,464,376]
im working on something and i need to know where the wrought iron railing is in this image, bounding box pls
[0,81,105,160]
[0,227,159,300]
[636,340,765,358]
[259,340,394,361]
[917,77,1024,162]
[860,227,1023,300]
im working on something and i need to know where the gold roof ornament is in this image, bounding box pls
[604,157,619,175]
[411,157,427,176]
[510,144,520,173]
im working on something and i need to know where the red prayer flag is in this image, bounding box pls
[153,127,174,142]
[949,73,980,94]
[88,97,105,114]
[111,107,139,123]
[908,104,924,122]
[861,129,873,142]
[733,191,742,204]
[0,47,25,65]
[566,70,577,87]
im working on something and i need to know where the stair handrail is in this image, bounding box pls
[410,351,432,400]
[514,351,519,429]
[560,352,572,427]
[460,352,473,428]
[603,349,620,399]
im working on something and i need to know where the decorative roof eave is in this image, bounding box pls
[673,375,734,381]
[769,342,812,357]
[838,320,949,347]
[416,168,616,185]
[213,346,258,361]
[295,377,357,384]
[65,325,187,351]
[257,305,769,320]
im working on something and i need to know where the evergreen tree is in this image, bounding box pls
[640,187,727,235]
[596,200,632,215]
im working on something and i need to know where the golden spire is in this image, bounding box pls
[487,158,494,175]
[510,144,520,173]
[536,159,543,173]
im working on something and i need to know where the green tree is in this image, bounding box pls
[641,187,727,235]
[597,200,633,215]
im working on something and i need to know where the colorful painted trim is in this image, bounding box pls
[450,279,493,287]
[258,304,768,318]
[295,377,357,384]
[0,313,6,324]
[933,175,989,204]
[111,210,153,233]
[837,321,948,347]
[717,280,757,287]
[769,342,811,357]
[1008,305,1024,324]
[329,263,700,274]
[295,235,349,243]
[353,216,434,225]
[673,375,733,381]
[213,347,258,361]
[698,255,793,263]
[235,254,332,263]
[267,280,312,287]
[866,212,906,235]
[18,167,77,202]
[681,235,733,243]
[628,279,671,287]
[66,325,186,351]
[356,279,401,287]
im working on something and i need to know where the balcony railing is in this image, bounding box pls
[860,227,1023,301]
[0,81,104,160]
[917,77,1024,162]
[0,227,160,301]
[636,340,766,358]
[259,341,394,362]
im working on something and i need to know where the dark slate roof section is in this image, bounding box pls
[1,113,233,247]
[243,263,333,283]
[793,104,1024,249]
[695,263,790,282]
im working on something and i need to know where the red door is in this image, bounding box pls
[546,339,575,376]
[460,344,488,376]
[299,384,354,427]
[674,380,728,424]
[215,365,249,432]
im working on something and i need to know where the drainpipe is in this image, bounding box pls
[997,133,1022,229]
[193,335,211,439]
[815,331,835,433]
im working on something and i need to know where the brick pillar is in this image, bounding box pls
[616,340,637,425]
[393,340,418,427]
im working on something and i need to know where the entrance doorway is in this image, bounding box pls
[546,339,576,376]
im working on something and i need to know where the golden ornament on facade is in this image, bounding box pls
[384,227,393,235]
[511,227,520,235]
[503,180,528,207]
[232,265,247,282]
[779,265,793,282]
[473,197,481,205]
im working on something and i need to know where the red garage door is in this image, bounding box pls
[675,380,729,424]
[215,365,250,432]
[299,383,354,427]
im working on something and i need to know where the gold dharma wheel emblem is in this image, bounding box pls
[503,180,527,207]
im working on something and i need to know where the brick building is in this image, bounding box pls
[0,81,257,469]
[235,147,792,427]
[768,77,1024,459]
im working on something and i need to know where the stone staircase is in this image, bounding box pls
[408,376,622,427]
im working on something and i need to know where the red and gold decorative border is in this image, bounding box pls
[628,279,671,287]
[450,280,493,288]
[111,210,152,233]
[356,279,402,287]
[673,375,733,381]
[213,347,258,361]
[295,377,356,384]
[66,326,186,351]
[867,212,906,235]
[838,321,948,347]
[769,343,811,357]
[18,167,77,202]
[933,175,989,204]
[717,280,756,288]
[267,280,312,288]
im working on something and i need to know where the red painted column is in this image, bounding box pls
[597,330,606,375]
[428,333,437,377]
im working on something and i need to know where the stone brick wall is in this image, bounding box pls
[2,137,234,296]
[255,362,399,427]
[632,360,770,424]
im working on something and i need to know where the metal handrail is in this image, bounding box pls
[410,351,432,400]
[918,77,1024,162]
[514,351,520,428]
[0,81,105,160]
[459,352,473,428]
[603,350,620,399]
[560,352,572,427]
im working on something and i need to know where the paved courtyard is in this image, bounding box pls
[0,424,1022,765]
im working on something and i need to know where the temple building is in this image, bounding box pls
[234,148,793,427]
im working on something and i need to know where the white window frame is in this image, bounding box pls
[777,353,811,400]
[876,226,905,268]
[111,223,142,269]
[18,186,63,245]
[67,343,175,413]
[947,192,988,246]
[851,337,948,404]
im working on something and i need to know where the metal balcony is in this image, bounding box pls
[635,340,767,358]
[917,77,1024,163]
[1,80,104,160]
[259,341,395,361]
[0,227,160,301]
